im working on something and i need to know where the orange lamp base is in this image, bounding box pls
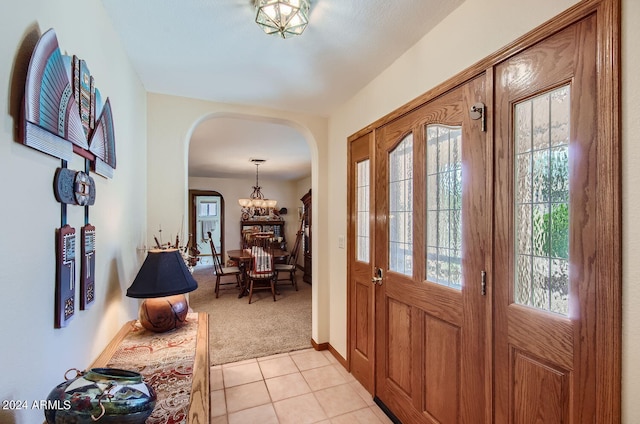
[138,294,189,333]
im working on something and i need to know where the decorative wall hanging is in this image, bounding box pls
[81,224,96,310]
[19,28,117,327]
[56,225,76,328]
[53,167,96,206]
[20,29,116,177]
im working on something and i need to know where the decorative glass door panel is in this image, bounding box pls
[494,17,601,423]
[388,134,413,276]
[426,125,463,289]
[514,85,570,315]
[356,159,370,263]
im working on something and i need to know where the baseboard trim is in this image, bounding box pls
[310,338,329,351]
[328,344,348,368]
[310,339,348,368]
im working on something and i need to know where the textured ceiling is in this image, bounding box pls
[102,0,464,179]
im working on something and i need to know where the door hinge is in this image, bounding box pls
[470,102,486,132]
[481,270,487,296]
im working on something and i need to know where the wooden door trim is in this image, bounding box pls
[594,1,622,422]
[483,66,496,424]
[188,189,226,261]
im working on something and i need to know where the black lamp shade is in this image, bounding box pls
[126,249,198,298]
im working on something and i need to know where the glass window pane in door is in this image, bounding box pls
[389,135,413,276]
[425,125,462,289]
[356,160,370,262]
[514,85,570,315]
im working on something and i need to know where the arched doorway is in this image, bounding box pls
[189,189,225,266]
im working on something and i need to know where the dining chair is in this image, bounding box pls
[275,229,302,292]
[208,231,241,298]
[247,237,277,304]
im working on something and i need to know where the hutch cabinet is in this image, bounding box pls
[301,190,311,284]
[240,219,286,249]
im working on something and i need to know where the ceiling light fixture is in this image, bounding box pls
[255,0,310,39]
[238,159,278,217]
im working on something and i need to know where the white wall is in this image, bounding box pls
[0,1,147,423]
[327,0,638,420]
[189,176,304,260]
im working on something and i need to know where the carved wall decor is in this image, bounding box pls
[55,225,76,328]
[20,28,117,326]
[21,28,116,176]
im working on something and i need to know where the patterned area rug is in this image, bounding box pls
[106,315,199,424]
[189,265,312,365]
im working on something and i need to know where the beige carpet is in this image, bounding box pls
[188,265,312,366]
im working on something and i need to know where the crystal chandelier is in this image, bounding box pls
[238,159,277,217]
[255,0,310,39]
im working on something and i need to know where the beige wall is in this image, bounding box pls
[0,1,147,423]
[621,0,640,420]
[147,95,329,343]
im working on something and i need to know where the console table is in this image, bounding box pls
[90,312,209,424]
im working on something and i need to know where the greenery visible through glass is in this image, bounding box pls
[425,125,462,289]
[389,135,413,276]
[514,85,570,315]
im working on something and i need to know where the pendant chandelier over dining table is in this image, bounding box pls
[238,159,277,210]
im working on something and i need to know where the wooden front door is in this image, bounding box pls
[373,75,490,424]
[493,15,601,423]
[347,3,619,423]
[348,131,376,393]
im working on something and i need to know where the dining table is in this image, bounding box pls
[227,248,289,298]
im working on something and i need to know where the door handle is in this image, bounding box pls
[371,267,383,285]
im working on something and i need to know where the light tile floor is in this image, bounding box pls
[210,348,394,424]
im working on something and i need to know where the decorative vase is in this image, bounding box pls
[44,367,156,424]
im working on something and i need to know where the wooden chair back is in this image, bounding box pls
[288,230,303,266]
[249,236,273,274]
[247,236,277,303]
[207,231,223,274]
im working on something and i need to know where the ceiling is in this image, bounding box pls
[102,0,464,180]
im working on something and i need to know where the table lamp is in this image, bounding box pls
[126,249,198,332]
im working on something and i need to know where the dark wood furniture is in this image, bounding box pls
[275,223,303,291]
[240,219,286,249]
[227,248,289,298]
[208,231,241,298]
[301,190,312,284]
[246,238,277,304]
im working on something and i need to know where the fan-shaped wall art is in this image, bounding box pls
[21,28,116,178]
[19,28,117,327]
